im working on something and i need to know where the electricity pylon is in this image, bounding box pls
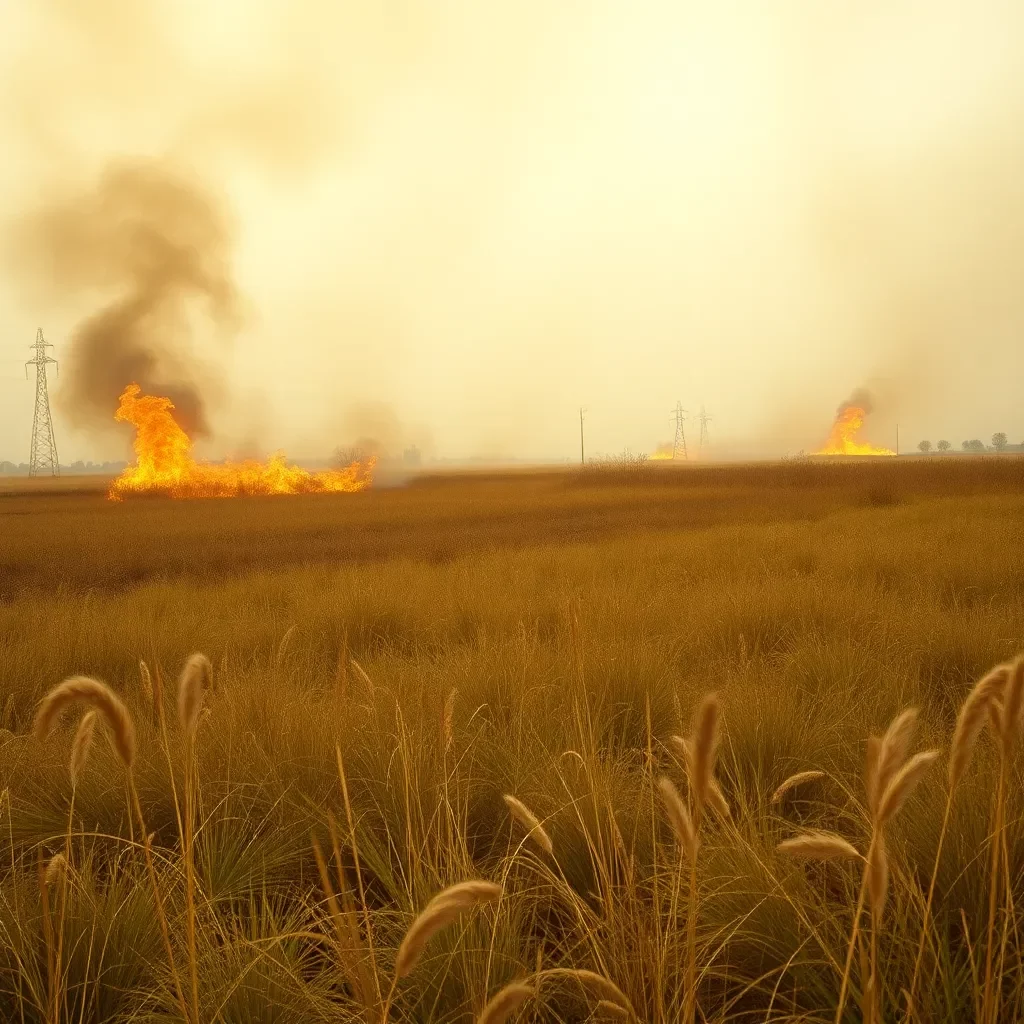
[672,402,688,460]
[698,404,712,449]
[26,328,59,476]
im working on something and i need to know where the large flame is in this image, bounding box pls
[815,406,895,456]
[108,383,375,500]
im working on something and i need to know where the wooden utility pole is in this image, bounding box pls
[579,407,586,465]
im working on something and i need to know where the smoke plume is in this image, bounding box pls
[838,388,874,418]
[10,162,239,436]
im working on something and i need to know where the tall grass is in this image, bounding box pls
[1,461,1023,1020]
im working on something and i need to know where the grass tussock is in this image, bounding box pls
[1,460,1024,1021]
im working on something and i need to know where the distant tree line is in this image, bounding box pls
[917,432,1019,454]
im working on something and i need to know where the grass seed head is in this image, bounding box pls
[998,656,1024,751]
[44,852,67,886]
[477,982,535,1024]
[395,881,500,979]
[33,676,136,768]
[138,660,153,704]
[657,776,697,859]
[690,692,721,809]
[503,794,554,856]
[69,710,97,789]
[876,749,939,825]
[177,653,212,738]
[777,830,861,862]
[950,664,1010,788]
[771,770,826,804]
[868,833,888,918]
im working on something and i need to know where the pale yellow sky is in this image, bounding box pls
[1,0,1022,464]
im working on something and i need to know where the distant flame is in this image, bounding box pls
[649,442,675,460]
[815,406,895,456]
[108,383,375,500]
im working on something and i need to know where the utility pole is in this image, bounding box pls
[579,407,586,465]
[896,424,899,456]
[25,328,59,476]
[672,402,688,460]
[698,404,712,450]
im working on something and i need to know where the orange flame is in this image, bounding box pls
[108,384,375,500]
[649,442,675,460]
[815,406,895,456]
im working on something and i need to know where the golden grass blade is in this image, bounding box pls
[69,710,96,789]
[778,831,861,861]
[177,653,211,738]
[670,733,693,774]
[771,770,825,804]
[876,749,939,824]
[657,776,697,860]
[477,982,535,1024]
[503,794,554,856]
[33,677,135,767]
[950,665,1010,788]
[690,692,721,809]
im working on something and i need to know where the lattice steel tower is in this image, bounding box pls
[25,328,59,476]
[672,401,688,460]
[698,404,712,450]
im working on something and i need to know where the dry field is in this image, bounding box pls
[1,457,1024,1022]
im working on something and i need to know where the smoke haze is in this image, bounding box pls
[1,1,1022,463]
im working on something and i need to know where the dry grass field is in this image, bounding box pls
[2,457,1024,1023]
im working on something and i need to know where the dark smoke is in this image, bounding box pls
[10,160,239,437]
[838,388,874,417]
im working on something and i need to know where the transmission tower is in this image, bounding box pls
[671,401,688,460]
[25,328,59,477]
[698,404,712,449]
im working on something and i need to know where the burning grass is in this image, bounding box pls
[1,459,1024,1019]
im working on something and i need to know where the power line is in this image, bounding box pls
[698,404,712,449]
[25,328,59,477]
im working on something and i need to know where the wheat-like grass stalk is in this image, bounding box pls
[908,666,1008,1021]
[997,657,1024,752]
[443,687,457,752]
[69,711,96,790]
[871,708,918,810]
[690,692,720,810]
[771,770,825,804]
[394,880,501,979]
[139,659,153,706]
[778,831,861,861]
[876,749,939,825]
[657,777,696,860]
[177,653,210,1024]
[177,653,211,738]
[949,665,1009,788]
[503,794,554,856]
[867,832,888,917]
[33,676,135,767]
[33,676,188,1021]
[44,852,67,886]
[477,982,535,1024]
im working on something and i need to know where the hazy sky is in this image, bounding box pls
[1,0,1022,464]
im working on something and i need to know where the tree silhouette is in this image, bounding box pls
[918,440,932,453]
[992,432,1008,451]
[936,440,951,452]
